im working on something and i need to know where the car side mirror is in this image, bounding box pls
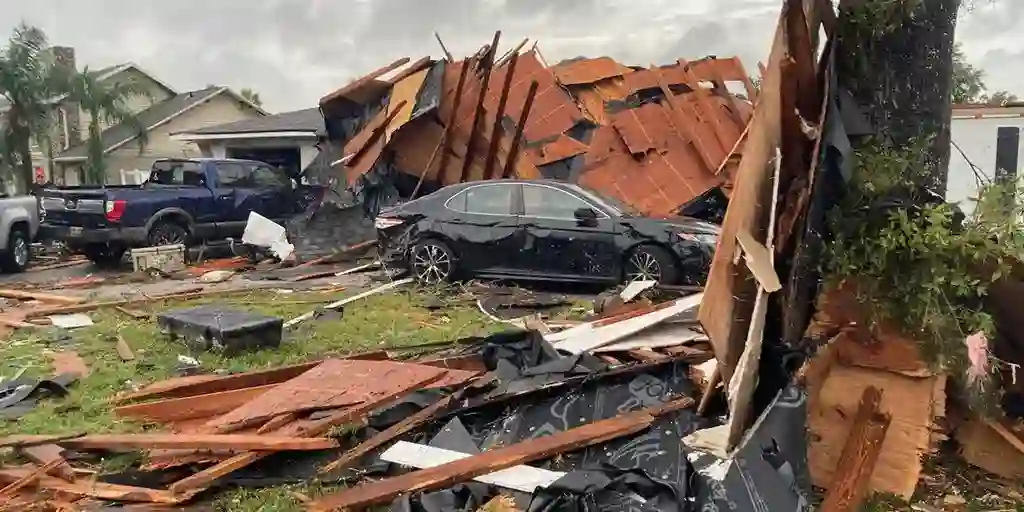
[574,207,598,226]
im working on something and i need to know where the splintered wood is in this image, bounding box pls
[202,359,461,433]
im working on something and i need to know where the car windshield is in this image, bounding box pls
[566,184,641,217]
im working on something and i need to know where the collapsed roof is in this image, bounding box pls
[318,36,756,218]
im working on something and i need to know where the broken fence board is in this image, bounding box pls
[18,444,76,482]
[309,398,694,510]
[819,386,891,512]
[0,289,83,305]
[594,324,707,353]
[59,434,338,451]
[381,440,564,493]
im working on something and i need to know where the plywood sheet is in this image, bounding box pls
[809,364,943,499]
[385,68,431,142]
[203,360,453,432]
[485,51,584,141]
[551,57,633,85]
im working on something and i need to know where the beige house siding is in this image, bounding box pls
[79,67,173,136]
[95,93,262,183]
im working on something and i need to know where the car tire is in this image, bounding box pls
[624,244,679,285]
[148,221,189,247]
[84,244,126,268]
[0,228,30,273]
[410,239,457,285]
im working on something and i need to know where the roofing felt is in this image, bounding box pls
[56,86,224,160]
[181,108,323,136]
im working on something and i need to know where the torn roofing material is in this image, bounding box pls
[318,36,753,218]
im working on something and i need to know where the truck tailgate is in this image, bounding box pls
[40,189,110,229]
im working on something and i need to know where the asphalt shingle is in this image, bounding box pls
[182,107,323,136]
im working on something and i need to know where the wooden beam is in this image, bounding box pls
[18,444,76,482]
[0,433,84,449]
[437,57,473,184]
[820,387,891,512]
[59,434,338,451]
[319,390,461,474]
[342,100,408,163]
[501,80,538,179]
[309,398,694,510]
[482,51,519,181]
[0,460,62,500]
[23,287,253,319]
[386,56,432,85]
[460,30,502,183]
[495,38,529,68]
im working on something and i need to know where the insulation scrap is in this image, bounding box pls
[319,37,753,217]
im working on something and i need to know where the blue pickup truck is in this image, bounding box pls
[40,158,319,266]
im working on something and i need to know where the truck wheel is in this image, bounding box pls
[0,228,30,273]
[84,244,126,268]
[148,221,189,247]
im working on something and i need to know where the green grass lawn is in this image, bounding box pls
[0,284,519,511]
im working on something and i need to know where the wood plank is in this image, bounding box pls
[319,389,462,474]
[256,413,298,435]
[0,289,83,305]
[116,335,135,361]
[113,384,277,423]
[380,441,565,493]
[59,434,338,451]
[735,229,782,292]
[0,460,62,500]
[820,387,891,512]
[23,287,253,319]
[167,370,447,493]
[112,352,389,404]
[320,57,410,105]
[384,67,431,142]
[626,349,667,362]
[342,100,407,163]
[552,294,703,354]
[697,1,794,383]
[19,444,75,482]
[0,433,84,449]
[203,359,447,434]
[308,398,695,510]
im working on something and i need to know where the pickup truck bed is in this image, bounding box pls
[41,158,320,265]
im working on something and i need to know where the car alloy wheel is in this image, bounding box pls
[412,242,452,284]
[12,237,28,268]
[626,250,662,283]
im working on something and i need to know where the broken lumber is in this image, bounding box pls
[113,384,277,423]
[168,367,447,493]
[319,389,461,473]
[820,387,891,512]
[24,287,254,319]
[380,441,564,493]
[0,459,62,501]
[0,433,85,449]
[58,434,338,451]
[18,444,76,482]
[309,397,695,510]
[0,289,83,305]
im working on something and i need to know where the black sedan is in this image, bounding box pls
[375,179,719,286]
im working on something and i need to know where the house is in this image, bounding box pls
[948,103,1024,214]
[29,47,266,185]
[170,108,324,178]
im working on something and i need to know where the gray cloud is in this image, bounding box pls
[0,1,1016,112]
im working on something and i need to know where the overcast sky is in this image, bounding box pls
[0,0,1019,113]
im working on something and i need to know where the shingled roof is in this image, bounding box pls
[177,107,324,137]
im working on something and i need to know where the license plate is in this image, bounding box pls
[69,227,83,237]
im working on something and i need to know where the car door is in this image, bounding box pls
[211,161,255,238]
[517,183,620,280]
[244,163,297,222]
[440,183,522,275]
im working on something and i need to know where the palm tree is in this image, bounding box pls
[61,69,150,185]
[0,24,58,192]
[240,87,262,107]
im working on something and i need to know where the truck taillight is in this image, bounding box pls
[105,200,127,222]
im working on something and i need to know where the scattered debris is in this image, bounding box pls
[284,277,414,328]
[115,335,135,361]
[47,313,94,329]
[242,212,294,261]
[130,244,186,273]
[48,351,89,378]
[157,306,283,355]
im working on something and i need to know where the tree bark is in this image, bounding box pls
[835,0,961,195]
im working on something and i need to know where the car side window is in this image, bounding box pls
[250,164,291,188]
[447,191,468,212]
[464,185,514,215]
[215,163,247,187]
[522,185,594,219]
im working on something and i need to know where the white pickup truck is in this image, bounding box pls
[0,195,40,272]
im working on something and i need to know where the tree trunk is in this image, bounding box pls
[835,0,960,195]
